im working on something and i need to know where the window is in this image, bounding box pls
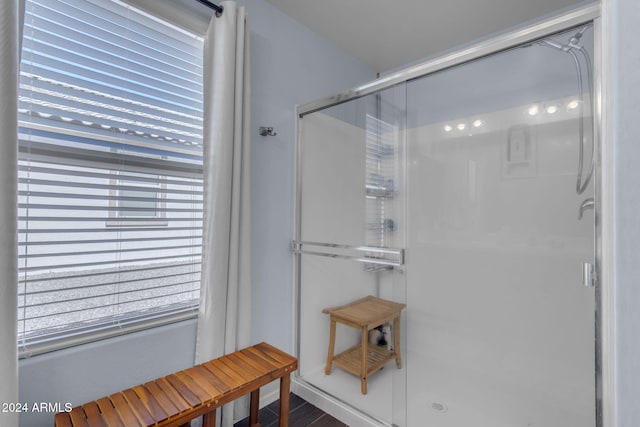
[108,169,169,226]
[116,173,164,219]
[17,0,204,356]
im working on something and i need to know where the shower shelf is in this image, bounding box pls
[366,189,395,199]
[333,344,395,380]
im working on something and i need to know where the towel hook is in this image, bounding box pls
[259,126,277,137]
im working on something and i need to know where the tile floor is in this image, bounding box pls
[234,393,348,427]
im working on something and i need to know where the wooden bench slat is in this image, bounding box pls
[95,397,125,427]
[226,352,267,379]
[173,371,212,404]
[245,345,282,367]
[133,384,170,423]
[82,402,107,427]
[202,359,243,391]
[207,358,250,388]
[54,412,73,427]
[122,388,157,426]
[142,381,181,418]
[256,342,296,366]
[110,393,143,427]
[181,367,223,400]
[154,377,192,414]
[165,374,202,407]
[218,356,257,383]
[68,407,90,427]
[238,347,279,371]
[190,365,232,395]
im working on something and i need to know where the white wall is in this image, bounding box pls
[236,0,374,353]
[17,1,373,426]
[19,320,197,427]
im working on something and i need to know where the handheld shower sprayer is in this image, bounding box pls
[539,25,594,197]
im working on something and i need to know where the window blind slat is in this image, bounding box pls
[19,253,203,273]
[18,179,203,196]
[18,260,201,284]
[18,226,202,234]
[18,165,202,187]
[19,193,203,206]
[18,236,198,246]
[20,280,201,313]
[19,216,200,222]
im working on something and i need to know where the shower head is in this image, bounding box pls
[569,26,589,50]
[540,25,591,53]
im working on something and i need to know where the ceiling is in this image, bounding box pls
[266,0,591,72]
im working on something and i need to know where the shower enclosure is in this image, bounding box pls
[294,6,600,427]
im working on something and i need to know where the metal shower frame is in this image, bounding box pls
[293,3,608,427]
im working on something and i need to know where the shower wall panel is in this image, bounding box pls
[404,35,595,427]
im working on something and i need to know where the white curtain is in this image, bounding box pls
[0,0,20,426]
[195,2,251,426]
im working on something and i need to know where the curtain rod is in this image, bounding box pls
[195,0,223,17]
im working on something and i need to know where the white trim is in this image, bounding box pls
[596,2,616,427]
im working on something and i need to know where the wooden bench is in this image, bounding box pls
[54,342,298,427]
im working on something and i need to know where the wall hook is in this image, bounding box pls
[259,126,277,137]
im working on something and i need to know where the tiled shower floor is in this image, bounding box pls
[234,393,348,427]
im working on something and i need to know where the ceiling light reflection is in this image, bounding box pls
[546,105,558,114]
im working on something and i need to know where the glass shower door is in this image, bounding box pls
[296,86,407,426]
[404,26,596,427]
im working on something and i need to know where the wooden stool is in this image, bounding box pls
[322,295,406,394]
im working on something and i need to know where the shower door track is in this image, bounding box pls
[293,3,607,427]
[297,4,600,118]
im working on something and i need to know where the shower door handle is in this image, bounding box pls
[582,262,596,287]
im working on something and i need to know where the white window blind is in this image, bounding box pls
[18,0,204,356]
